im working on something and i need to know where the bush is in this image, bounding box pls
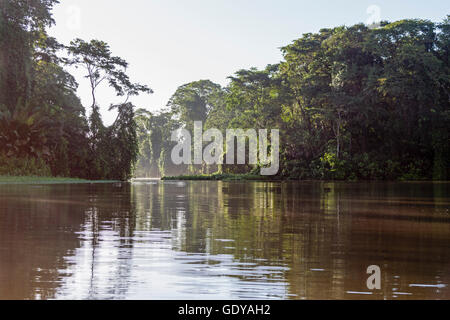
[0,156,51,177]
[162,173,271,181]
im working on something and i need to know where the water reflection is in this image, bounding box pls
[0,181,448,300]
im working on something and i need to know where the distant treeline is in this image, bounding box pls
[136,17,450,181]
[0,0,150,180]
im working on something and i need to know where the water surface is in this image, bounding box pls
[0,181,448,300]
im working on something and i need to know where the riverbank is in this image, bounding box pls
[161,174,446,183]
[162,173,275,182]
[0,176,121,185]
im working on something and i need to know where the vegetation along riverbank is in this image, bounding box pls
[0,176,120,185]
[162,173,273,181]
[1,1,448,181]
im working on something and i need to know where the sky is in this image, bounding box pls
[48,0,449,125]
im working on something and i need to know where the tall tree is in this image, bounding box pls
[66,39,152,180]
[0,0,59,111]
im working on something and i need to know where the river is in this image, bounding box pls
[0,181,448,300]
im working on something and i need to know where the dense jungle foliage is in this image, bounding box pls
[136,18,449,181]
[0,0,150,180]
[1,1,448,181]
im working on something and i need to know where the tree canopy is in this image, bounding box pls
[0,1,447,181]
[136,18,449,181]
[0,0,151,180]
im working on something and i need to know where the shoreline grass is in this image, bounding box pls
[161,174,447,183]
[0,176,121,185]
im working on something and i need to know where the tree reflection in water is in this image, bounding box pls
[0,181,448,299]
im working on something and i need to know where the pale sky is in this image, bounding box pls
[48,0,449,125]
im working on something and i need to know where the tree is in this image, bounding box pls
[168,80,223,129]
[135,109,179,177]
[0,0,59,111]
[66,39,152,109]
[66,39,152,180]
[107,103,139,180]
[0,0,94,177]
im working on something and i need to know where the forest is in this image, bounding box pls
[136,17,450,181]
[0,0,150,180]
[1,0,449,181]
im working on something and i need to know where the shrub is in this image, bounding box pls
[0,156,51,177]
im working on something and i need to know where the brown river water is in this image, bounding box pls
[0,181,448,300]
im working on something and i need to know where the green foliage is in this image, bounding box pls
[66,38,152,107]
[168,80,223,127]
[2,1,448,182]
[0,156,51,177]
[0,1,151,181]
[134,109,180,178]
[0,176,119,184]
[0,0,59,112]
[162,173,270,181]
[138,18,449,181]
